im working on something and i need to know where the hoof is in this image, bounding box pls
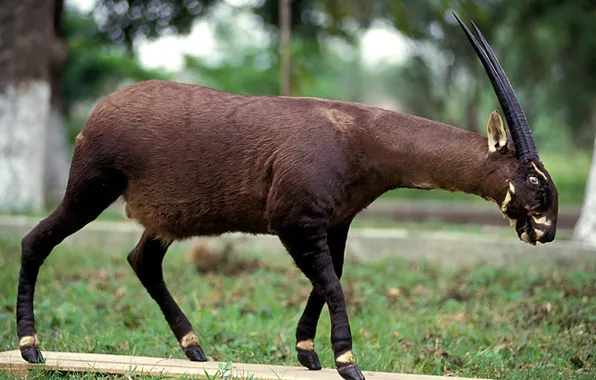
[20,346,44,364]
[337,364,365,380]
[185,345,207,362]
[297,348,322,370]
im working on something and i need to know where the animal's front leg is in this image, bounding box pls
[278,223,365,380]
[294,223,350,371]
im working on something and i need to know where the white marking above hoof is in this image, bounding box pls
[19,334,39,347]
[180,332,199,348]
[336,350,355,364]
[296,339,315,351]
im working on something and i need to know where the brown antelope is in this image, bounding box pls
[15,14,557,380]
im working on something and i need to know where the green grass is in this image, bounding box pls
[0,235,594,379]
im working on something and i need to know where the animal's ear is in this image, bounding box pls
[487,110,507,153]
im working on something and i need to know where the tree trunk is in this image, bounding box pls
[573,135,596,247]
[45,0,70,207]
[348,35,363,103]
[44,102,70,207]
[0,0,60,213]
[279,0,292,96]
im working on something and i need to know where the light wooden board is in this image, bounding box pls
[0,350,490,379]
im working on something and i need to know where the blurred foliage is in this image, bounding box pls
[54,0,588,157]
[92,0,218,51]
[91,0,596,150]
[60,7,170,143]
[95,0,370,50]
[505,0,596,146]
[58,1,594,204]
[365,0,596,149]
[183,28,359,101]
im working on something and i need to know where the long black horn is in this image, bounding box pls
[453,13,538,160]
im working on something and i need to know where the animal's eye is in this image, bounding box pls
[528,176,539,185]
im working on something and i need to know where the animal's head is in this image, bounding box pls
[455,14,559,245]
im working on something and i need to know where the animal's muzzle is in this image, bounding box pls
[517,216,555,245]
[537,230,555,244]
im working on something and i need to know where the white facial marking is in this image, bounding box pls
[501,189,512,213]
[297,339,315,351]
[531,162,548,180]
[520,232,531,244]
[532,215,551,226]
[509,183,515,194]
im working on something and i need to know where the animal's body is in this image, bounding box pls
[110,81,388,238]
[14,15,558,380]
[92,80,493,240]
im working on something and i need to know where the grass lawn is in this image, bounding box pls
[0,235,594,379]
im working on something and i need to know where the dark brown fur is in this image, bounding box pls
[80,80,516,238]
[15,79,557,380]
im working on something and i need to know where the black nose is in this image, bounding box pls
[539,230,555,243]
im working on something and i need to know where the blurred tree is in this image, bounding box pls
[504,0,596,148]
[0,2,171,212]
[183,33,356,100]
[60,7,170,144]
[93,0,596,144]
[279,0,292,95]
[94,0,370,99]
[95,0,370,49]
[574,138,596,247]
[46,0,71,207]
[389,0,596,145]
[380,1,499,132]
[92,0,218,53]
[0,0,67,213]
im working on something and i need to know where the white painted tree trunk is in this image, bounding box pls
[0,81,51,213]
[573,136,596,247]
[44,106,70,206]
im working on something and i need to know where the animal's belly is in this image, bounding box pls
[122,197,271,240]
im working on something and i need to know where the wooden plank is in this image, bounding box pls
[0,350,490,380]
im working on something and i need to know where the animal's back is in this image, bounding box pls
[76,80,383,240]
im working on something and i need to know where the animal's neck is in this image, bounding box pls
[370,112,509,205]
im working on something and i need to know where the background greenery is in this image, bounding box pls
[58,0,594,206]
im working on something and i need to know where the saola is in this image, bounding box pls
[15,14,558,380]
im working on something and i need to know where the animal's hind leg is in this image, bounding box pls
[277,223,365,380]
[17,167,126,363]
[295,222,350,371]
[127,231,207,362]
